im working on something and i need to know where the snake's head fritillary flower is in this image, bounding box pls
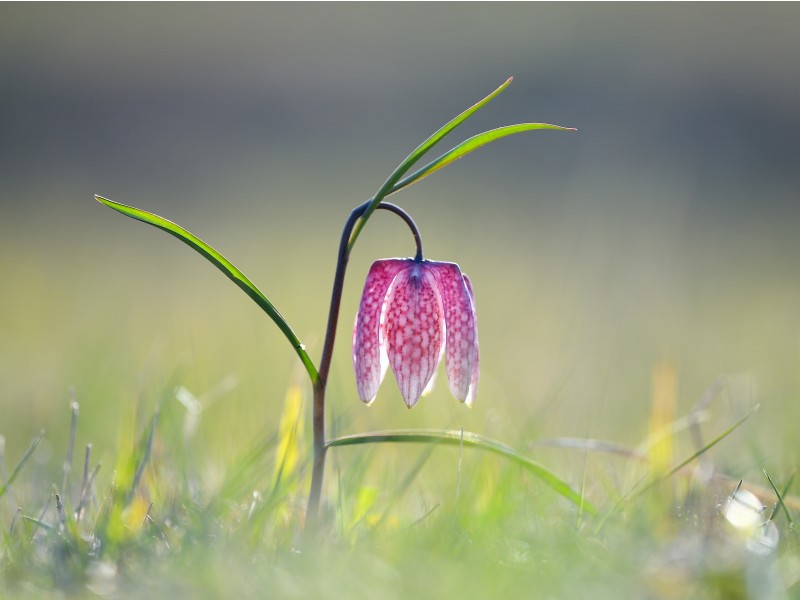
[353,258,479,408]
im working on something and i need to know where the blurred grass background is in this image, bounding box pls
[1,4,800,595]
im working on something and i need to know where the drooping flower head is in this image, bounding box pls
[353,258,479,408]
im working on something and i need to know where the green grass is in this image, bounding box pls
[3,79,799,596]
[1,343,797,598]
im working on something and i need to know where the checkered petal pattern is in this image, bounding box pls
[353,258,479,408]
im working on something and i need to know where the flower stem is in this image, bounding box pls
[304,200,422,537]
[380,203,424,262]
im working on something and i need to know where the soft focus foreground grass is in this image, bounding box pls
[1,187,799,598]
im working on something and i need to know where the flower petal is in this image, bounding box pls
[353,259,411,403]
[384,263,445,408]
[462,274,479,406]
[421,341,445,397]
[428,262,478,402]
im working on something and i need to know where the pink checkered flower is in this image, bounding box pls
[353,258,479,408]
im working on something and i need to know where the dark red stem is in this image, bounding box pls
[304,201,422,537]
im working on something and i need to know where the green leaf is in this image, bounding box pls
[391,123,575,194]
[326,428,595,514]
[347,77,514,253]
[95,196,319,384]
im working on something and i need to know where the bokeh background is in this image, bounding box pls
[1,4,799,487]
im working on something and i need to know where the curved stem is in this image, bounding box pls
[304,200,422,536]
[379,203,424,261]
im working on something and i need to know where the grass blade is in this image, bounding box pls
[347,77,513,253]
[594,403,761,534]
[326,428,595,514]
[375,442,439,529]
[0,430,45,499]
[126,408,159,505]
[20,515,54,533]
[764,469,794,525]
[204,429,281,519]
[663,403,760,481]
[533,437,647,461]
[95,195,319,384]
[60,393,79,496]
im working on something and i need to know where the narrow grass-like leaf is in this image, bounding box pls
[203,429,281,520]
[533,437,647,461]
[60,394,79,496]
[272,382,306,494]
[326,428,595,514]
[390,123,575,195]
[663,403,760,481]
[764,469,794,524]
[20,515,54,533]
[96,195,319,384]
[779,471,797,518]
[347,77,513,253]
[375,442,439,529]
[8,507,22,537]
[0,430,44,499]
[126,408,159,505]
[595,403,760,534]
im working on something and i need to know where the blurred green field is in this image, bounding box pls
[2,4,800,598]
[2,165,799,597]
